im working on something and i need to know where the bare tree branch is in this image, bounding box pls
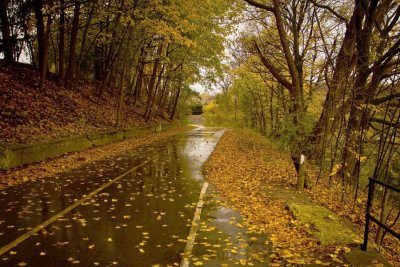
[381,5,400,36]
[370,117,400,128]
[243,0,275,13]
[253,40,293,91]
[373,93,400,105]
[308,0,347,23]
[370,38,400,72]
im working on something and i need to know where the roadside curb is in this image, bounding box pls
[0,122,178,170]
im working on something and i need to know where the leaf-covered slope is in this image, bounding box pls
[0,65,166,145]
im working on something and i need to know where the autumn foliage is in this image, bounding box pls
[204,129,398,265]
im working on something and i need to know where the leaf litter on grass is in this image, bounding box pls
[203,129,360,266]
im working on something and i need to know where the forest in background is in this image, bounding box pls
[0,0,232,144]
[203,0,400,255]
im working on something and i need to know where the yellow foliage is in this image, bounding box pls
[203,129,351,264]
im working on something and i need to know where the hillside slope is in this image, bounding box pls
[0,65,169,145]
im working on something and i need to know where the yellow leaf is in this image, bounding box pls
[329,164,342,176]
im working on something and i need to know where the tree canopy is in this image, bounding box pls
[0,0,234,123]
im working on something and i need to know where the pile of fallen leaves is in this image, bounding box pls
[0,126,191,189]
[203,129,354,265]
[0,64,167,145]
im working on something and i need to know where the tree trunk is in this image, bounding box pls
[309,9,359,167]
[146,63,165,121]
[341,0,378,187]
[116,65,127,128]
[65,0,81,85]
[157,73,170,108]
[144,43,163,121]
[58,0,65,82]
[375,188,390,246]
[33,0,46,72]
[116,24,134,127]
[74,0,96,89]
[245,0,306,188]
[0,0,14,64]
[39,15,52,89]
[170,64,183,120]
[170,85,181,121]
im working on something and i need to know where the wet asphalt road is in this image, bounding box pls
[0,126,269,267]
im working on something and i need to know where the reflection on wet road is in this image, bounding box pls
[189,186,270,266]
[0,126,269,266]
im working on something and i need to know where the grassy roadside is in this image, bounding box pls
[203,129,394,266]
[0,126,192,190]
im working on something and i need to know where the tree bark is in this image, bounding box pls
[0,0,13,64]
[144,43,164,121]
[33,0,46,72]
[74,0,96,89]
[375,188,390,246]
[66,0,81,85]
[39,15,52,89]
[116,25,134,128]
[170,64,183,120]
[310,13,357,158]
[341,0,378,187]
[58,0,65,82]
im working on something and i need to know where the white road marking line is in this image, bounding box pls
[0,159,151,256]
[180,181,209,267]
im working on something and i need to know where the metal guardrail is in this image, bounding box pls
[361,177,400,251]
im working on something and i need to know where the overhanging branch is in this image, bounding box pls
[370,117,400,128]
[253,40,293,91]
[308,0,347,23]
[244,0,275,13]
[373,93,400,105]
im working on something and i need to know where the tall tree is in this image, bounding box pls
[0,0,14,64]
[244,0,313,188]
[58,0,65,82]
[33,0,46,76]
[65,0,81,85]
